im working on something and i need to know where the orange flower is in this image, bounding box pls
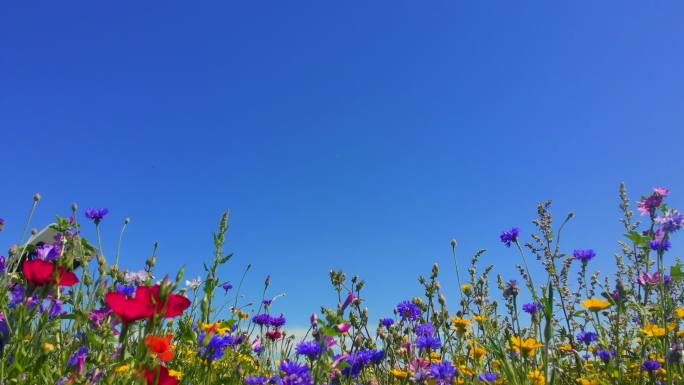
[146,335,174,362]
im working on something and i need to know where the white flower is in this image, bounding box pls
[124,270,149,284]
[186,277,202,290]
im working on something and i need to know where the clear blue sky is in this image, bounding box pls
[1,1,683,327]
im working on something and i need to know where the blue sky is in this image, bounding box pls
[1,1,683,327]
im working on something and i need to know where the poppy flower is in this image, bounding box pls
[144,365,180,385]
[266,330,282,341]
[146,335,174,362]
[23,259,79,287]
[106,285,190,325]
[105,286,155,325]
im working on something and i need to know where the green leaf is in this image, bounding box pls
[670,263,684,281]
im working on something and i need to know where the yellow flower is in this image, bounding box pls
[528,370,546,385]
[430,352,442,363]
[582,298,611,312]
[559,344,573,352]
[576,377,599,385]
[168,369,183,379]
[450,317,472,335]
[473,315,487,322]
[42,343,55,352]
[461,284,473,296]
[509,336,544,357]
[640,323,674,337]
[115,365,131,374]
[200,322,231,335]
[391,369,409,378]
[675,308,684,319]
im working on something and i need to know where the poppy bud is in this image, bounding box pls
[33,193,41,202]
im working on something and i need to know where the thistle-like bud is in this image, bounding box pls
[124,217,131,225]
[450,239,457,249]
[33,193,41,202]
[31,228,37,236]
[71,202,78,212]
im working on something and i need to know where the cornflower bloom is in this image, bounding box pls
[499,227,520,247]
[396,301,422,321]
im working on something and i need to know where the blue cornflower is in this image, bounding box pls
[279,360,313,385]
[642,360,662,373]
[416,335,442,351]
[198,333,234,362]
[596,350,614,363]
[84,208,109,224]
[252,314,271,326]
[415,323,436,336]
[222,283,233,291]
[68,347,89,375]
[430,361,457,385]
[268,314,286,328]
[46,298,66,319]
[576,331,598,345]
[478,372,499,383]
[380,318,395,328]
[0,256,5,273]
[396,301,422,321]
[500,227,520,247]
[115,284,136,297]
[522,302,542,314]
[295,340,324,359]
[573,249,596,263]
[244,376,268,385]
[650,239,671,252]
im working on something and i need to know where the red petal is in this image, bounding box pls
[57,267,79,286]
[23,260,54,286]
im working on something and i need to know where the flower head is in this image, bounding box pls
[380,318,395,328]
[478,373,499,383]
[146,334,174,361]
[522,302,542,314]
[576,331,598,345]
[642,360,662,373]
[573,249,596,263]
[655,209,684,233]
[85,208,109,224]
[295,340,324,359]
[396,301,422,321]
[582,298,611,312]
[500,227,520,247]
[430,361,457,385]
[23,260,79,287]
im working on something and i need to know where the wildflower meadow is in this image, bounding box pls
[1,184,683,385]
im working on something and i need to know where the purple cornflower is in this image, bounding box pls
[0,256,5,273]
[35,243,61,261]
[252,314,271,326]
[642,360,662,373]
[500,227,520,247]
[380,318,395,328]
[649,239,671,252]
[279,360,313,385]
[416,335,442,351]
[244,376,268,385]
[68,347,89,375]
[0,313,9,349]
[430,361,457,385]
[415,323,436,336]
[522,302,542,314]
[268,314,286,328]
[46,298,66,319]
[596,350,614,363]
[573,249,596,263]
[8,284,25,308]
[222,283,233,291]
[576,331,598,345]
[656,210,684,233]
[84,208,109,224]
[115,284,136,297]
[478,373,499,383]
[295,340,324,359]
[396,301,422,321]
[197,333,235,362]
[88,307,112,329]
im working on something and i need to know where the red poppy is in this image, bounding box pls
[105,286,155,325]
[146,334,174,362]
[23,259,79,287]
[144,366,180,385]
[106,285,190,325]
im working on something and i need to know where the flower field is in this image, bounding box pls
[0,184,683,385]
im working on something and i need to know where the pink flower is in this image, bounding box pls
[337,323,352,333]
[637,272,663,286]
[654,187,670,196]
